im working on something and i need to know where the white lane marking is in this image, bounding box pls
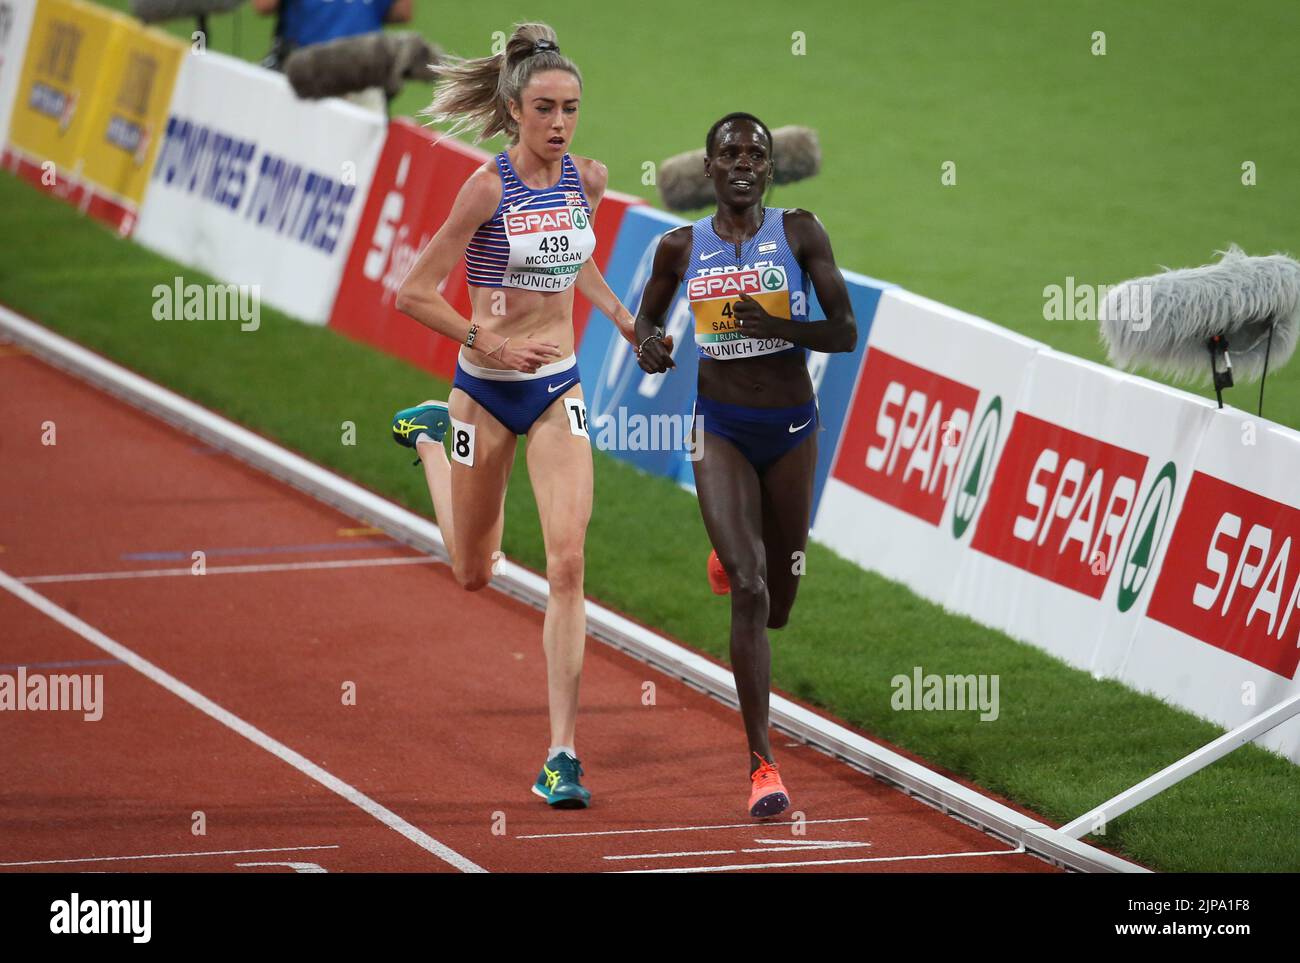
[0,845,339,867]
[19,555,436,584]
[517,816,870,840]
[235,862,327,874]
[603,849,736,861]
[616,846,1027,873]
[605,839,872,861]
[741,840,872,853]
[0,568,486,874]
[749,837,868,848]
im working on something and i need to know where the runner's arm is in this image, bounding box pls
[573,157,637,346]
[633,226,691,373]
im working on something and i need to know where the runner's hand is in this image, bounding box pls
[733,293,786,340]
[501,338,563,374]
[637,334,675,374]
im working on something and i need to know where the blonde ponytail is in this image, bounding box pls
[419,22,582,143]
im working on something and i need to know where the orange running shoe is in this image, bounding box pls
[707,549,731,595]
[748,753,791,818]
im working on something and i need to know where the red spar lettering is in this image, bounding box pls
[1011,448,1136,566]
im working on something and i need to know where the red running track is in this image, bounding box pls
[0,343,1061,874]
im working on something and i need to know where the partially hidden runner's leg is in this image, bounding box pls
[524,385,593,752]
[524,384,595,807]
[419,386,517,590]
[759,431,818,630]
[691,422,773,768]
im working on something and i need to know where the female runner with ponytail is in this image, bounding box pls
[390,22,642,809]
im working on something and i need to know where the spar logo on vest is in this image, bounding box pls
[687,263,793,359]
[1144,472,1300,678]
[502,203,595,291]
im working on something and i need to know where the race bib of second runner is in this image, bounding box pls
[687,264,794,360]
[502,205,597,292]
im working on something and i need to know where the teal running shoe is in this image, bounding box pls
[391,401,450,460]
[532,751,592,809]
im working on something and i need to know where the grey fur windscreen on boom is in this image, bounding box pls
[284,32,441,101]
[1098,245,1300,384]
[658,125,821,212]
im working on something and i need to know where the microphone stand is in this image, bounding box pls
[1207,334,1232,410]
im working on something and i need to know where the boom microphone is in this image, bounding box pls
[284,31,441,101]
[130,0,244,24]
[658,125,822,212]
[1099,244,1300,411]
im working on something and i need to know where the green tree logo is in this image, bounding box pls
[1117,461,1177,613]
[952,397,1002,539]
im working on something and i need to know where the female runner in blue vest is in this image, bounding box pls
[635,113,856,817]
[390,23,640,809]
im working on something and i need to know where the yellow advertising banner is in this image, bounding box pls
[8,0,133,176]
[79,20,184,205]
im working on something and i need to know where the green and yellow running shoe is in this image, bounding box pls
[532,751,592,809]
[391,400,450,451]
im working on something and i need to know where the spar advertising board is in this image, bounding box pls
[329,118,641,380]
[963,349,1214,673]
[816,287,1300,762]
[330,119,489,377]
[0,0,37,149]
[134,51,385,325]
[813,287,1045,605]
[1132,409,1300,762]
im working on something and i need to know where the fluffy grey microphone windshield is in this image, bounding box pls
[130,0,244,23]
[658,126,821,212]
[1099,245,1300,384]
[284,31,441,101]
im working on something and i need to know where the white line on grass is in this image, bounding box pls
[0,568,485,874]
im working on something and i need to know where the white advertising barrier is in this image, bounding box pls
[812,287,1044,612]
[0,0,37,147]
[134,51,385,324]
[812,287,1300,764]
[959,348,1215,674]
[1131,408,1300,763]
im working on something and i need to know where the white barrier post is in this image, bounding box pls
[1061,692,1300,839]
